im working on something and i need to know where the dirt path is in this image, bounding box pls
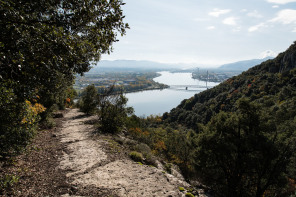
[58,108,203,197]
[1,108,206,196]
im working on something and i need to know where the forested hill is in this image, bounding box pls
[163,41,296,130]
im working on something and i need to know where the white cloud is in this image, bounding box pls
[194,18,209,22]
[247,10,263,18]
[266,0,296,4]
[207,26,216,30]
[232,26,241,32]
[260,50,278,58]
[248,23,267,32]
[240,9,248,13]
[223,17,237,26]
[249,9,296,33]
[208,8,231,17]
[270,9,296,24]
[272,5,279,8]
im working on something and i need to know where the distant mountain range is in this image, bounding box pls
[89,60,183,72]
[88,57,275,73]
[217,57,274,71]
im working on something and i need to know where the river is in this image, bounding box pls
[126,71,219,117]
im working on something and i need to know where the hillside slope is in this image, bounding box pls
[163,41,296,130]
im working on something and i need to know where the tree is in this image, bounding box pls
[80,84,99,115]
[194,98,296,197]
[165,128,196,178]
[98,87,134,133]
[1,0,128,103]
[0,0,128,156]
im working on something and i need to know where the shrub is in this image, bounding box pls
[41,113,56,129]
[48,104,59,113]
[80,85,99,115]
[98,91,133,133]
[0,174,19,193]
[134,143,151,156]
[164,163,173,174]
[144,153,157,167]
[0,90,46,157]
[133,143,157,166]
[129,151,143,162]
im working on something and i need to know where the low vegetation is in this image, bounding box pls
[0,174,19,193]
[129,151,144,162]
[179,187,185,192]
[78,85,134,134]
[185,192,195,197]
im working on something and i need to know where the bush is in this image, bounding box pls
[133,143,157,166]
[48,104,59,113]
[134,143,151,156]
[79,85,134,133]
[144,153,157,167]
[0,88,46,157]
[164,163,173,174]
[41,113,56,129]
[129,151,143,162]
[0,174,19,193]
[98,92,133,133]
[80,85,99,115]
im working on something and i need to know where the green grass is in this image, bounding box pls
[185,192,195,197]
[178,187,185,192]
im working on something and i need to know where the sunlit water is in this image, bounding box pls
[126,71,219,117]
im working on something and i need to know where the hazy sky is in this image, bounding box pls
[102,0,296,67]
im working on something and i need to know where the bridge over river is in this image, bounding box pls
[169,84,214,90]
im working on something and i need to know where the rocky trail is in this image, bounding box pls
[1,108,207,196]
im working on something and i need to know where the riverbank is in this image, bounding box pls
[121,84,169,94]
[74,71,169,96]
